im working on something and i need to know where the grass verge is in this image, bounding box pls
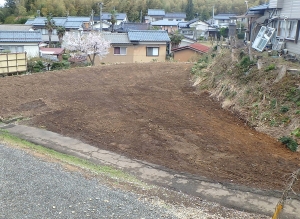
[0,128,149,189]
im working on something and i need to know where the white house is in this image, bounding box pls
[0,30,42,57]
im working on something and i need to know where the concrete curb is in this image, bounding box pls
[1,124,299,218]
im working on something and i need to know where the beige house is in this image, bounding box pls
[98,30,170,64]
[172,43,210,62]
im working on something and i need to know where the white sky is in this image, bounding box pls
[0,0,5,7]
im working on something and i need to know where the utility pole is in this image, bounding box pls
[212,6,214,25]
[99,2,103,32]
[91,9,94,31]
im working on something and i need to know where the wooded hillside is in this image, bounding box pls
[1,0,266,23]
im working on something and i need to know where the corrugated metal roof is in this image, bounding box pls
[150,20,179,26]
[0,31,42,42]
[128,30,170,42]
[39,48,64,55]
[165,12,186,19]
[102,33,130,44]
[148,9,165,16]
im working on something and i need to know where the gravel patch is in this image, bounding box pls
[0,144,178,219]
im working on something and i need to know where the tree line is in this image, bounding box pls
[1,0,266,24]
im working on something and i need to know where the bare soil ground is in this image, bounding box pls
[0,63,299,192]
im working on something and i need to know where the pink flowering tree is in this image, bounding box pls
[62,31,110,65]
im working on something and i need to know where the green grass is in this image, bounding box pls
[0,129,149,188]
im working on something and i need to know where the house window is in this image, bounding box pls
[287,20,298,39]
[146,47,159,56]
[277,20,299,42]
[42,29,48,35]
[114,47,127,55]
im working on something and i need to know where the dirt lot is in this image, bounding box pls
[0,63,299,192]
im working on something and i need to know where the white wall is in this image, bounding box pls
[24,45,40,57]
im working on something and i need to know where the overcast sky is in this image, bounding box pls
[0,0,5,7]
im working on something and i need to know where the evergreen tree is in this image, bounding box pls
[5,0,17,14]
[109,9,117,32]
[185,0,194,21]
[45,14,56,48]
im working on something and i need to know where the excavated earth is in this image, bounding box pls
[0,62,299,192]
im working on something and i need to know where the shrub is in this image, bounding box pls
[265,63,275,71]
[51,61,70,70]
[280,105,289,113]
[238,56,255,71]
[270,98,277,109]
[291,128,300,138]
[237,32,245,39]
[279,136,298,152]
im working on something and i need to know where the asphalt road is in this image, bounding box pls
[0,143,178,219]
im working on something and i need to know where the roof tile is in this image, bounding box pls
[0,31,42,42]
[128,30,170,42]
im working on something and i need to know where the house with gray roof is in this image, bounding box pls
[208,13,237,28]
[93,13,128,26]
[114,22,150,32]
[178,18,215,40]
[25,16,91,43]
[0,30,42,57]
[145,9,186,23]
[164,12,186,21]
[98,30,170,64]
[150,20,179,33]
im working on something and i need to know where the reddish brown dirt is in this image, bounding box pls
[0,63,299,191]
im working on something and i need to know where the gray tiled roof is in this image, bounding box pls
[52,18,67,26]
[150,20,180,26]
[178,22,188,28]
[25,19,34,25]
[25,16,90,28]
[66,16,90,22]
[214,14,236,20]
[0,31,42,42]
[94,13,127,21]
[119,22,150,32]
[128,30,170,42]
[165,12,186,19]
[249,3,269,11]
[187,18,199,25]
[148,9,165,16]
[102,33,130,44]
[64,21,83,29]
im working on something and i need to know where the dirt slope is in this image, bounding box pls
[0,63,299,191]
